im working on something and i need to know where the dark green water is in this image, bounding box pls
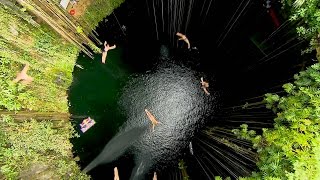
[68,46,131,173]
[68,41,217,179]
[67,0,308,178]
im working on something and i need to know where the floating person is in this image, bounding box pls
[102,41,116,64]
[144,109,161,132]
[13,63,34,85]
[189,142,194,155]
[114,167,120,180]
[200,77,210,95]
[176,32,191,49]
[153,172,157,180]
[75,63,84,69]
[80,117,96,133]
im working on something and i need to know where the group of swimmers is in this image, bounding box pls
[12,32,196,84]
[101,31,191,64]
[10,32,209,179]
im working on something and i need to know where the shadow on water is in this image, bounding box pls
[83,125,148,173]
[68,46,132,173]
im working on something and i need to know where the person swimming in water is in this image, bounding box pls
[176,32,191,49]
[101,41,116,64]
[13,63,33,85]
[200,77,210,95]
[114,167,119,180]
[144,109,161,132]
[153,172,157,180]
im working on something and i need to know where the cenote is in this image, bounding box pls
[68,0,313,179]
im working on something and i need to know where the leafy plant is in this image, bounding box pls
[234,63,320,179]
[80,0,125,29]
[0,6,78,112]
[0,115,89,179]
[281,0,320,53]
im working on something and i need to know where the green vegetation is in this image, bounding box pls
[178,159,190,180]
[229,1,320,179]
[0,115,89,179]
[233,63,320,179]
[0,6,78,112]
[0,2,87,178]
[80,0,125,29]
[0,0,124,178]
[282,0,320,53]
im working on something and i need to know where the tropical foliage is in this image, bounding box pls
[282,0,320,53]
[1,1,83,178]
[0,5,78,112]
[79,0,125,29]
[233,63,320,179]
[0,115,88,179]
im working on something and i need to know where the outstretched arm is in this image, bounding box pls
[108,44,116,50]
[176,32,190,48]
[12,75,21,83]
[185,39,191,49]
[202,86,210,95]
[21,63,30,75]
[176,32,184,38]
[13,63,31,83]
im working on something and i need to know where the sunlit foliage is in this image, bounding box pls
[80,0,125,29]
[282,0,320,53]
[0,115,88,179]
[0,2,85,179]
[234,63,320,179]
[0,6,78,112]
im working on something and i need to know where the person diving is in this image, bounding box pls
[176,32,191,49]
[144,109,161,132]
[13,63,33,85]
[101,41,116,64]
[200,77,210,95]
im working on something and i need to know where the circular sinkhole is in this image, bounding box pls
[68,0,313,179]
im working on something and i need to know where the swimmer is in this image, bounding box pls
[13,63,33,85]
[145,109,161,132]
[114,167,119,180]
[200,77,210,95]
[80,117,91,128]
[153,172,157,180]
[176,32,191,49]
[75,63,84,69]
[102,41,116,64]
